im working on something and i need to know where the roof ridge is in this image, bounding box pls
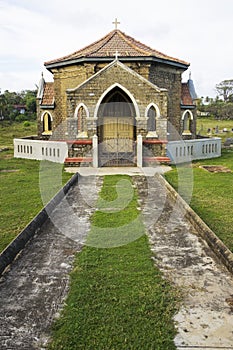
[120,30,189,63]
[45,29,189,67]
[117,30,151,56]
[45,30,116,64]
[86,30,117,56]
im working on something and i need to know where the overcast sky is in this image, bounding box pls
[0,0,232,98]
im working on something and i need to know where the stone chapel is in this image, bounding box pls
[36,26,198,166]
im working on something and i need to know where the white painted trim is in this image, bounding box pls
[181,110,193,120]
[93,83,140,120]
[40,111,53,122]
[74,103,90,119]
[145,103,161,119]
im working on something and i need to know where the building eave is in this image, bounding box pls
[40,105,55,109]
[181,104,195,109]
[45,56,189,72]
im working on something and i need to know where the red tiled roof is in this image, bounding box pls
[41,82,54,106]
[181,83,194,105]
[45,29,189,67]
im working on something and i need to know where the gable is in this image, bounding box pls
[66,59,168,120]
[67,59,166,95]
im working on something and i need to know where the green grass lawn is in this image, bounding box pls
[0,121,37,148]
[1,121,233,348]
[165,148,233,252]
[0,122,72,252]
[197,117,233,142]
[48,176,180,350]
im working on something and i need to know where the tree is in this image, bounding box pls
[0,90,6,119]
[215,79,233,102]
[0,89,37,121]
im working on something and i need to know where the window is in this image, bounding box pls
[147,106,156,132]
[77,106,85,133]
[42,112,52,135]
[146,104,159,138]
[75,104,88,138]
[182,110,193,136]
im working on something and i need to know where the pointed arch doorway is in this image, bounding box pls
[97,87,136,167]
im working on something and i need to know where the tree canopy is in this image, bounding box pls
[215,79,233,102]
[0,89,37,122]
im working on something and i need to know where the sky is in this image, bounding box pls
[0,0,232,98]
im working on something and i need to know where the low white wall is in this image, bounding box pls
[14,139,68,163]
[167,138,221,164]
[14,137,222,166]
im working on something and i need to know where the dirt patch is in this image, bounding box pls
[200,165,232,173]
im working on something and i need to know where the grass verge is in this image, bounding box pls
[48,175,180,350]
[165,148,233,252]
[0,122,72,252]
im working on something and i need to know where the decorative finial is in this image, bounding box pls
[115,50,119,60]
[112,18,120,30]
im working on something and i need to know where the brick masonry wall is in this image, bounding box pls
[38,60,192,142]
[66,62,168,141]
[149,63,184,139]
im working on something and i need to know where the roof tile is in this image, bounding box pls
[45,29,189,67]
[181,83,194,106]
[41,82,54,106]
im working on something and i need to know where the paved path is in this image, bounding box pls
[0,175,102,349]
[134,175,233,350]
[0,171,233,349]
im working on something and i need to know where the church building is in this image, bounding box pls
[36,23,199,166]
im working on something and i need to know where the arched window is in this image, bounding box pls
[182,110,193,136]
[146,104,159,138]
[147,106,156,131]
[42,112,52,135]
[77,106,85,133]
[75,104,88,138]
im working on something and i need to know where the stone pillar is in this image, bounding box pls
[92,134,98,168]
[137,134,143,167]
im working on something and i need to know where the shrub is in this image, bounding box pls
[23,121,31,127]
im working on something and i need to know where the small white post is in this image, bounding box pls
[137,134,143,167]
[92,135,98,168]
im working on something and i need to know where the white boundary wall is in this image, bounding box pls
[14,139,68,163]
[167,138,221,164]
[14,137,222,165]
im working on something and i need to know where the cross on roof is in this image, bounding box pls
[112,18,120,30]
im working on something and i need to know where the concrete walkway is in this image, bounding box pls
[0,176,102,349]
[0,170,233,349]
[134,175,233,350]
[65,165,172,176]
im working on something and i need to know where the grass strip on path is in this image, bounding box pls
[48,175,179,350]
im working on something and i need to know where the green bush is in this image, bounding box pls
[23,121,31,127]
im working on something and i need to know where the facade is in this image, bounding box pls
[36,29,200,166]
[14,28,221,166]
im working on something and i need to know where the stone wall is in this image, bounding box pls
[66,62,168,140]
[149,63,185,139]
[38,59,194,142]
